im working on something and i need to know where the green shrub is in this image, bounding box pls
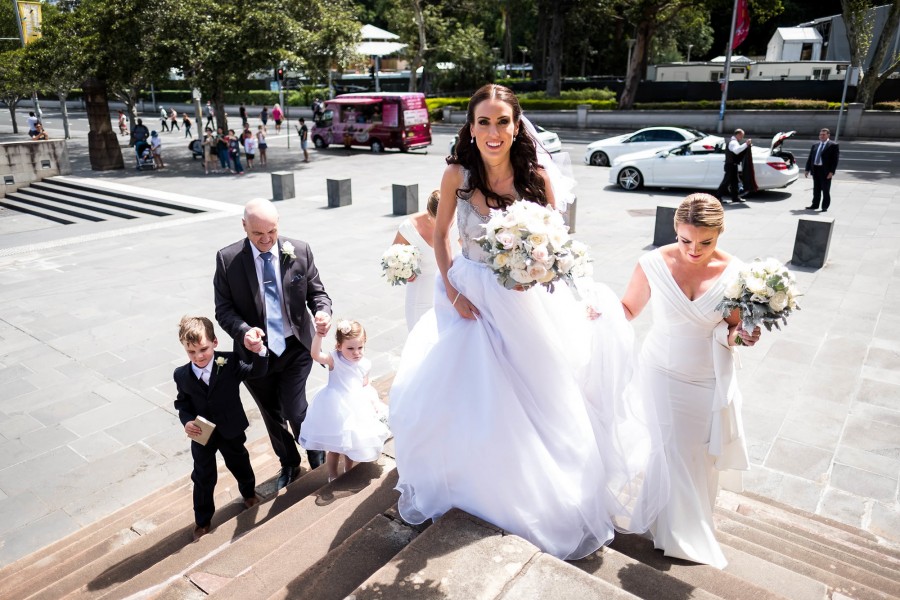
[521,88,616,101]
[874,101,900,111]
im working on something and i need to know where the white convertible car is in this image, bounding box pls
[609,131,799,193]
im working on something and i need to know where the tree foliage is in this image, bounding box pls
[0,49,30,133]
[842,0,900,108]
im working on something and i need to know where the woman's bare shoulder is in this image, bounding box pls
[443,163,464,182]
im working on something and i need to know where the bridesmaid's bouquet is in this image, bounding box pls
[381,244,421,285]
[716,257,801,345]
[477,201,591,292]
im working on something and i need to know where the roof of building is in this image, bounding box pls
[360,24,400,41]
[774,27,823,42]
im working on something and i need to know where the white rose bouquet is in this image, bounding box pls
[381,244,421,286]
[716,257,801,345]
[476,201,591,292]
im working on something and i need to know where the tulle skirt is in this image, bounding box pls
[389,256,667,560]
[301,384,390,463]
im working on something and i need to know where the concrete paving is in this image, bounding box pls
[0,115,897,567]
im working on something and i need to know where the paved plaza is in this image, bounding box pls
[0,114,898,566]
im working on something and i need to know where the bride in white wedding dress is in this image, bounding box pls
[388,84,667,560]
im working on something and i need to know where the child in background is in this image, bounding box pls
[243,130,257,169]
[300,320,389,482]
[173,316,268,541]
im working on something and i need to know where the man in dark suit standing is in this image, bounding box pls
[214,199,332,488]
[804,128,839,212]
[716,128,751,204]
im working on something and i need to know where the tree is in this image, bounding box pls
[0,50,30,134]
[22,6,88,139]
[842,0,900,108]
[617,0,784,109]
[408,0,428,92]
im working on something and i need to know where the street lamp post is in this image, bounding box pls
[687,44,694,63]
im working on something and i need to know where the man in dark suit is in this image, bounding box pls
[174,316,267,540]
[804,128,839,212]
[716,128,751,204]
[214,199,332,488]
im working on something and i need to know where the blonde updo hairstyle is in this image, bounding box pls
[335,319,366,347]
[674,193,725,233]
[426,189,440,218]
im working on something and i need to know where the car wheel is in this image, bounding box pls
[313,136,327,149]
[371,139,384,153]
[589,151,610,167]
[617,167,643,190]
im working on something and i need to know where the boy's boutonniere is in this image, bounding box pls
[215,356,227,373]
[281,241,296,261]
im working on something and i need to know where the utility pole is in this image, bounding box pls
[11,0,42,117]
[717,0,740,134]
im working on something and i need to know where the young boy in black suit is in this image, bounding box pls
[174,316,267,541]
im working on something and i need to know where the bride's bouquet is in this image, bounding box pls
[381,244,421,286]
[716,257,801,345]
[476,201,591,292]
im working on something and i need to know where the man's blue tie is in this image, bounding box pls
[260,252,286,356]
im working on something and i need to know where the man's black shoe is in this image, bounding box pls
[805,205,817,210]
[276,466,302,490]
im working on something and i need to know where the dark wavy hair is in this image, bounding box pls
[447,84,548,209]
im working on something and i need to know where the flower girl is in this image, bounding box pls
[300,320,390,482]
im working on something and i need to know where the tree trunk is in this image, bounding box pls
[855,0,900,108]
[213,89,228,132]
[83,77,125,171]
[618,21,653,110]
[545,2,566,96]
[503,2,513,76]
[6,100,19,134]
[59,91,71,139]
[533,2,549,81]
[408,0,426,92]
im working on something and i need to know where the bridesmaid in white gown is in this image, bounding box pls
[392,191,440,330]
[621,193,760,568]
[389,84,665,560]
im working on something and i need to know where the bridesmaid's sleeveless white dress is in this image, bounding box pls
[398,218,437,331]
[638,249,749,569]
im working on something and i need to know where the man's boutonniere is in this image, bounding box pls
[281,241,296,261]
[215,356,227,373]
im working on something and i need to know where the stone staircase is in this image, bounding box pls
[1,391,898,599]
[0,178,204,225]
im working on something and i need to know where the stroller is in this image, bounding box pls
[135,140,156,171]
[188,139,204,160]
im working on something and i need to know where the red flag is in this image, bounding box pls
[733,0,750,49]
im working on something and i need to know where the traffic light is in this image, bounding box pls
[276,67,285,81]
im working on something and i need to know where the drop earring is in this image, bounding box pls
[470,136,475,144]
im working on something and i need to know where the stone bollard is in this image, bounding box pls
[327,178,352,208]
[271,171,295,201]
[576,104,590,129]
[653,206,677,247]
[392,183,419,216]
[563,199,577,234]
[791,217,834,269]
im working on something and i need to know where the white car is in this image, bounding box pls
[449,125,561,155]
[584,126,723,167]
[609,131,799,193]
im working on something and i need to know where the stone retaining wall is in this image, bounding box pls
[0,140,71,198]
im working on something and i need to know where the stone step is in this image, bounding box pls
[64,462,329,600]
[715,506,900,584]
[39,178,204,215]
[18,456,289,600]
[573,546,724,600]
[2,440,278,600]
[179,461,399,599]
[608,533,787,600]
[0,197,78,224]
[264,511,419,600]
[716,529,892,600]
[714,515,900,600]
[718,538,828,600]
[30,181,175,218]
[346,508,640,600]
[2,192,108,222]
[20,187,146,219]
[718,489,900,565]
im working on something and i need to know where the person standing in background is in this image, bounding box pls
[804,128,840,213]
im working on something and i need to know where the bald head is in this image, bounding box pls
[243,199,279,252]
